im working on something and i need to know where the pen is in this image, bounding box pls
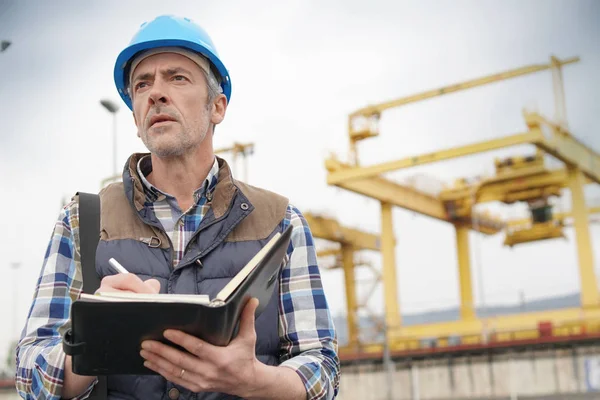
[108,258,129,274]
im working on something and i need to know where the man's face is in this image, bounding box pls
[130,52,213,158]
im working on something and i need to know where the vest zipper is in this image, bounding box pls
[181,199,241,264]
[184,203,251,266]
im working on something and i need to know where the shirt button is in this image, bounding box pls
[168,387,180,399]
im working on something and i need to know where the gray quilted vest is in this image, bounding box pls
[95,154,289,400]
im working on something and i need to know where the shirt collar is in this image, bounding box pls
[137,155,220,204]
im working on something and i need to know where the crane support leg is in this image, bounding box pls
[381,202,401,333]
[341,244,359,348]
[567,167,599,308]
[455,225,476,320]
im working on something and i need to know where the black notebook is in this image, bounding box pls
[62,224,292,376]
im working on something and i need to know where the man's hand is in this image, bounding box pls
[63,273,161,397]
[96,272,161,294]
[139,297,261,396]
[139,298,306,399]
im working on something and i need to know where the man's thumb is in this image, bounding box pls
[144,278,161,293]
[239,297,259,336]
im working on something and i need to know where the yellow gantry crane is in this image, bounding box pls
[325,55,600,350]
[303,212,382,348]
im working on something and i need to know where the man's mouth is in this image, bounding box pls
[149,114,176,127]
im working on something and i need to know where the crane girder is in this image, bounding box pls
[348,57,580,120]
[329,113,600,189]
[303,211,381,252]
[441,168,571,204]
[326,132,537,186]
[326,159,447,219]
[325,159,504,234]
[524,112,600,185]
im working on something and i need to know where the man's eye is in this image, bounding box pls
[173,75,187,81]
[135,82,148,91]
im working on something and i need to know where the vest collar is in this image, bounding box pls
[123,153,239,217]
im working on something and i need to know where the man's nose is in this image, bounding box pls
[148,79,170,105]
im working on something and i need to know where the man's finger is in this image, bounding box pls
[144,278,161,293]
[97,273,158,294]
[163,329,220,360]
[140,339,206,375]
[141,358,202,393]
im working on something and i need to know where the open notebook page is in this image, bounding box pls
[80,292,210,305]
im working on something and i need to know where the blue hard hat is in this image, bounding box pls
[114,15,231,110]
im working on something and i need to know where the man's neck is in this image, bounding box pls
[147,147,215,211]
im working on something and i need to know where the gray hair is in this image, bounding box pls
[202,66,223,108]
[201,66,224,135]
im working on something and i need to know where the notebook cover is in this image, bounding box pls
[63,225,292,376]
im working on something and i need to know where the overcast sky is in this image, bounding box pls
[1,0,599,364]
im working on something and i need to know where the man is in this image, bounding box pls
[15,15,340,400]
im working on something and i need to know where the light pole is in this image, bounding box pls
[11,262,20,340]
[100,99,120,178]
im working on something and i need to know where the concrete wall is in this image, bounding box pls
[337,345,600,400]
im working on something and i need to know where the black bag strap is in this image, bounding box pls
[77,192,108,400]
[78,192,102,295]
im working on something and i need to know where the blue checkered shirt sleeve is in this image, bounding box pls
[14,200,95,399]
[279,204,341,400]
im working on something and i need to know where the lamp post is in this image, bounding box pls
[100,99,120,178]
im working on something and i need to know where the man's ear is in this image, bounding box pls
[210,94,227,125]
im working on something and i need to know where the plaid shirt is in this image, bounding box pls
[15,156,340,400]
[137,155,220,267]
